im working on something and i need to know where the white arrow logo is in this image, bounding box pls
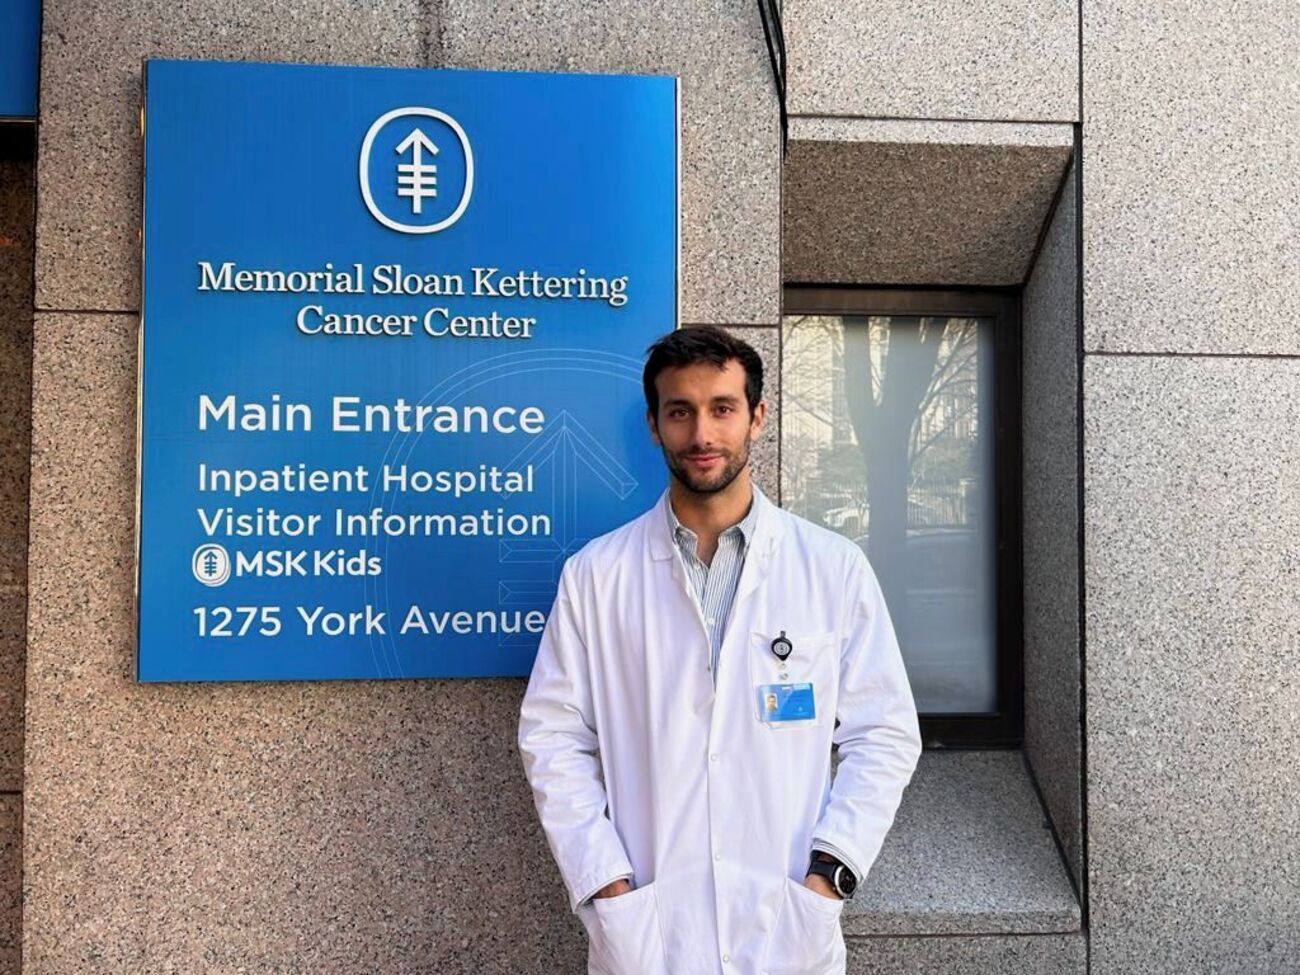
[359,107,475,235]
[395,128,439,215]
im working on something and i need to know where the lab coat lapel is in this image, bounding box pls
[733,488,785,612]
[647,491,704,627]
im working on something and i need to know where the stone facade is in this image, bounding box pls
[0,1,1292,973]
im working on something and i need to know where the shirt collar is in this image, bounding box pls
[665,484,766,547]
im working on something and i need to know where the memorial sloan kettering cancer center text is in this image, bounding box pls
[195,260,631,339]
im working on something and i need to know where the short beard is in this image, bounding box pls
[663,441,750,497]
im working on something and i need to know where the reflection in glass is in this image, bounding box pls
[782,314,997,714]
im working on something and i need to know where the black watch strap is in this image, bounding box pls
[807,854,858,899]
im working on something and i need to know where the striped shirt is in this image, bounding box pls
[665,487,764,683]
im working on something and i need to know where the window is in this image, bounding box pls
[782,288,1021,747]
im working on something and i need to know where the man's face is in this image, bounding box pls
[647,359,765,496]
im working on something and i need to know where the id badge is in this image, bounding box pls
[756,682,816,724]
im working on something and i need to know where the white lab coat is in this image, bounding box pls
[518,490,922,975]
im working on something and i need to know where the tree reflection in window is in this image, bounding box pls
[782,314,997,714]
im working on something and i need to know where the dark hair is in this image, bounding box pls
[642,325,764,418]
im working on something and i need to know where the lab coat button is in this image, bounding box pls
[722,955,730,964]
[714,852,721,861]
[709,753,719,762]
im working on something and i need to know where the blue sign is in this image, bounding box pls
[0,0,40,118]
[138,59,678,681]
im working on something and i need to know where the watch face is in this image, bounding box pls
[836,866,857,897]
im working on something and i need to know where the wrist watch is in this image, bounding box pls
[807,853,858,900]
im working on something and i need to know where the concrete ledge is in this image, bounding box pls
[847,751,1080,936]
[846,930,1086,975]
[791,117,1074,148]
[784,121,1072,286]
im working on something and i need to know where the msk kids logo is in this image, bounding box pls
[192,544,231,587]
[359,107,475,234]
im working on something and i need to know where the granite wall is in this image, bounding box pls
[1082,1,1300,970]
[786,0,1079,122]
[1022,158,1083,886]
[27,0,1300,972]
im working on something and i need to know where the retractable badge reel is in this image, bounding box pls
[771,630,792,680]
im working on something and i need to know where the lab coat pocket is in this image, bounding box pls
[763,877,846,975]
[589,882,669,975]
[749,630,839,730]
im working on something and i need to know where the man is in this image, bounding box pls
[518,326,922,975]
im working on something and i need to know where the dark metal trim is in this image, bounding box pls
[782,286,1024,749]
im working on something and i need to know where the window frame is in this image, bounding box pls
[781,286,1023,749]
